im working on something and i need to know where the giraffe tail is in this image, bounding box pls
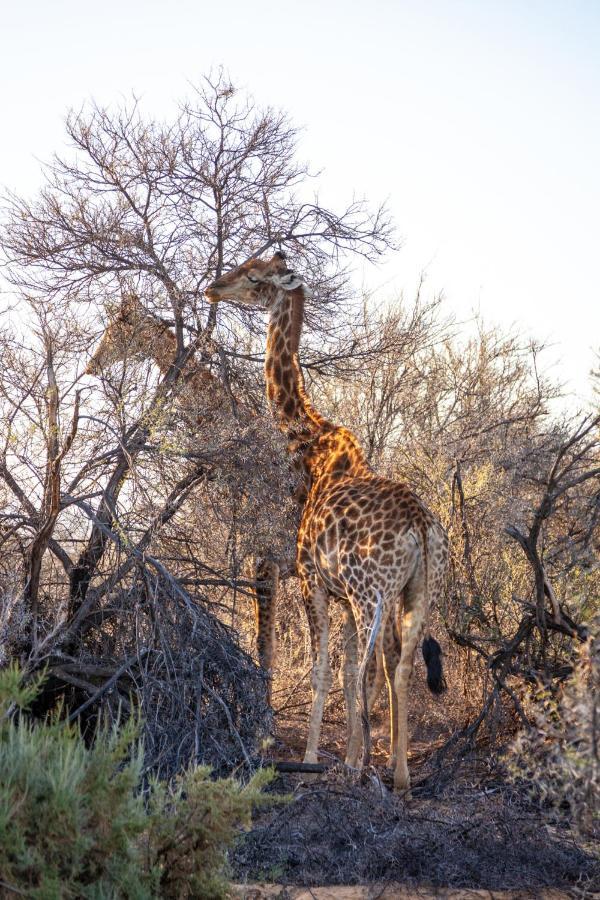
[422,636,445,694]
[358,590,384,768]
[421,524,446,695]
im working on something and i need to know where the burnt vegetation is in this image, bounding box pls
[0,72,598,893]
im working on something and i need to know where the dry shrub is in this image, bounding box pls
[508,618,600,841]
[233,771,598,891]
[0,579,30,667]
[73,572,273,780]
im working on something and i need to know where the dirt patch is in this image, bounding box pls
[234,885,574,899]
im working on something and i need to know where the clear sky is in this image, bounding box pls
[1,0,599,401]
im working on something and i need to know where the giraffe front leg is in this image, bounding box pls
[253,558,280,705]
[302,581,332,766]
[346,636,386,769]
[367,646,386,713]
[350,593,388,771]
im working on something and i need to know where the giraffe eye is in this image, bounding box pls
[247,274,260,284]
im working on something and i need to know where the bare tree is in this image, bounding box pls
[505,413,600,634]
[0,72,396,772]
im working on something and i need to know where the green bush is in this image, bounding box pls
[0,665,273,898]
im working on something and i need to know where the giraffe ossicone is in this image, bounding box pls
[207,252,449,792]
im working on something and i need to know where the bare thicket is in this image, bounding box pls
[509,616,599,841]
[0,72,598,850]
[310,310,599,789]
[0,72,394,774]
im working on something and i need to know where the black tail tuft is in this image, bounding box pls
[422,637,446,694]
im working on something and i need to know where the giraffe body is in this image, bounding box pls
[298,446,448,783]
[206,252,448,791]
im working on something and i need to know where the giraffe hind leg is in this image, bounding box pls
[393,573,426,792]
[341,604,361,766]
[382,605,402,768]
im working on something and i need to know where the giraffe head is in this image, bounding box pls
[205,251,304,307]
[86,294,168,375]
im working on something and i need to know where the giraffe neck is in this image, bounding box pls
[265,288,328,440]
[265,289,372,494]
[143,319,178,375]
[303,426,373,488]
[132,313,217,396]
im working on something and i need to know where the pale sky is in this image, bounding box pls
[1,0,599,401]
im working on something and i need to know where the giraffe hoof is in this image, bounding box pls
[393,774,411,795]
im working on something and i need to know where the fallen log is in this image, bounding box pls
[264,760,331,774]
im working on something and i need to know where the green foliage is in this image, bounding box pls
[144,766,274,899]
[0,666,274,898]
[0,661,45,713]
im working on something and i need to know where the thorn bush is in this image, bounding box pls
[508,620,600,842]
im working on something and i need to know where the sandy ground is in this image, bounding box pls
[233,884,574,899]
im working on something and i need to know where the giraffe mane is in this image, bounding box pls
[288,287,305,354]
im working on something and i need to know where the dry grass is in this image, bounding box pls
[234,765,598,892]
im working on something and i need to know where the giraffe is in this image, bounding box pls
[85,295,221,420]
[206,252,448,791]
[85,294,296,701]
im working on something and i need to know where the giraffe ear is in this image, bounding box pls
[271,270,304,291]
